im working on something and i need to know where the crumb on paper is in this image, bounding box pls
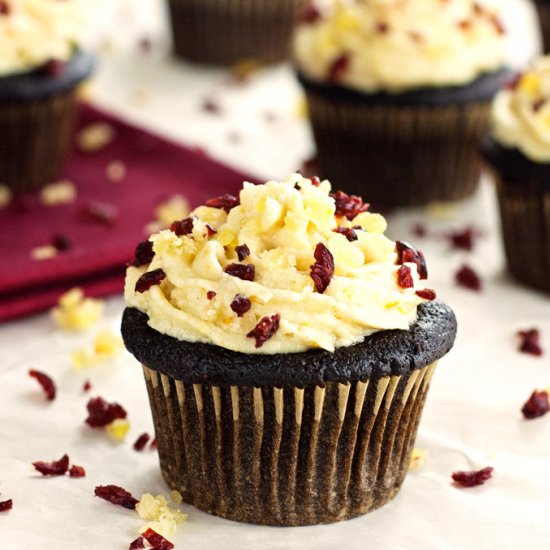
[40,180,76,206]
[106,160,127,182]
[169,490,182,505]
[136,493,187,541]
[230,59,261,82]
[31,245,58,261]
[77,122,116,153]
[0,184,12,208]
[106,418,130,442]
[70,329,123,369]
[409,448,428,471]
[425,202,457,220]
[51,288,103,331]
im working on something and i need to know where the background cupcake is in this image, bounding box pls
[294,0,510,206]
[0,0,93,194]
[122,174,457,526]
[482,56,550,293]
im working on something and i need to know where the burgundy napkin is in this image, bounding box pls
[0,104,256,322]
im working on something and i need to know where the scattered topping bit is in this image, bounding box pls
[310,176,321,187]
[129,537,145,550]
[71,329,123,369]
[51,288,103,331]
[229,59,261,83]
[235,244,250,262]
[224,263,255,281]
[330,190,369,220]
[230,295,252,317]
[136,494,187,541]
[521,390,549,419]
[395,241,428,280]
[201,97,222,115]
[333,226,358,242]
[41,59,66,78]
[517,328,543,356]
[132,240,155,267]
[30,245,57,261]
[397,265,414,289]
[205,223,217,236]
[150,439,157,449]
[142,528,174,550]
[205,194,239,213]
[416,289,437,301]
[106,419,131,442]
[452,466,493,488]
[409,448,428,471]
[411,223,427,238]
[170,217,194,236]
[39,180,76,206]
[206,291,216,301]
[69,465,86,478]
[51,233,72,252]
[133,433,151,452]
[169,491,183,505]
[328,53,350,82]
[310,243,335,294]
[82,201,118,225]
[0,2,11,16]
[296,2,322,24]
[0,499,13,513]
[455,264,482,291]
[447,226,481,251]
[77,122,116,153]
[106,160,127,183]
[85,397,127,428]
[28,369,56,401]
[83,380,92,392]
[33,454,69,477]
[95,485,138,510]
[0,184,12,208]
[135,269,166,293]
[247,314,281,348]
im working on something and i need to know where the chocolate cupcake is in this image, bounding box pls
[535,1,550,53]
[293,0,509,206]
[167,0,305,66]
[481,57,550,293]
[121,174,457,526]
[0,1,93,194]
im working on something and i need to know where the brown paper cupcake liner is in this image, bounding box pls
[536,2,550,54]
[304,90,491,206]
[0,90,78,194]
[167,0,304,66]
[143,361,437,526]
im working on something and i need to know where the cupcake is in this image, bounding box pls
[481,57,550,293]
[167,0,305,66]
[0,1,93,194]
[293,0,510,206]
[121,174,457,526]
[535,1,550,54]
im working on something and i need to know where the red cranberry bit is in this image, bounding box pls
[205,194,239,213]
[521,390,549,419]
[333,226,358,242]
[135,268,166,293]
[85,396,127,428]
[170,217,194,236]
[230,295,252,317]
[142,528,174,549]
[150,438,157,449]
[518,328,543,356]
[41,59,66,78]
[235,243,250,262]
[224,263,255,281]
[201,97,222,115]
[129,537,145,550]
[397,265,414,289]
[452,466,493,488]
[82,201,118,225]
[205,223,217,236]
[296,2,322,24]
[28,369,56,401]
[330,190,369,220]
[310,243,335,294]
[310,176,321,187]
[0,499,13,513]
[411,223,427,238]
[33,454,70,476]
[447,226,480,252]
[0,2,10,15]
[206,290,216,300]
[132,240,155,267]
[416,288,436,300]
[94,485,138,510]
[328,53,350,83]
[83,380,92,392]
[247,314,281,348]
[395,241,428,280]
[51,233,72,252]
[455,264,482,291]
[69,465,86,478]
[133,433,151,452]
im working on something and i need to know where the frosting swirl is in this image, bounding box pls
[294,0,506,94]
[0,0,86,76]
[125,175,433,354]
[492,56,550,163]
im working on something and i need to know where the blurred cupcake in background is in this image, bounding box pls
[167,0,305,66]
[0,0,93,195]
[481,56,550,293]
[294,0,510,207]
[534,1,550,53]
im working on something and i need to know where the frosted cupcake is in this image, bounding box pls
[121,174,457,525]
[294,0,510,206]
[482,57,550,293]
[0,0,93,194]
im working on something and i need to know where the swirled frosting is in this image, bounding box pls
[492,56,550,162]
[294,0,506,93]
[0,0,86,76]
[125,174,434,354]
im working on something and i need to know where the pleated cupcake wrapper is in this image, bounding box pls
[305,90,491,206]
[536,3,550,54]
[143,361,437,526]
[167,0,303,66]
[495,175,550,293]
[0,91,78,194]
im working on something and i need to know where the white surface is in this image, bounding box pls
[2,1,550,549]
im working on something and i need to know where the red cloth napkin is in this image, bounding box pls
[0,104,256,322]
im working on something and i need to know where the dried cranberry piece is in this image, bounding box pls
[205,194,239,213]
[52,234,72,252]
[230,295,252,317]
[224,263,255,281]
[517,328,543,356]
[135,269,166,293]
[521,390,549,419]
[94,485,138,510]
[0,2,10,16]
[310,176,321,187]
[132,241,154,267]
[28,369,56,401]
[333,226,358,242]
[85,397,127,428]
[69,465,86,478]
[206,290,216,300]
[452,466,493,488]
[133,433,151,452]
[397,265,414,289]
[395,241,428,280]
[330,190,369,220]
[205,223,217,236]
[142,528,174,549]
[328,53,350,82]
[33,454,70,476]
[41,59,66,78]
[170,217,194,236]
[455,264,482,291]
[416,288,437,301]
[411,223,427,238]
[0,499,13,512]
[201,97,222,115]
[310,243,334,294]
[247,314,281,348]
[129,537,145,550]
[83,380,92,393]
[150,438,157,449]
[82,201,118,225]
[296,2,322,24]
[447,226,480,252]
[235,244,250,262]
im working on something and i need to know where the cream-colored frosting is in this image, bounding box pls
[492,56,550,162]
[125,174,431,354]
[294,0,506,93]
[0,0,86,76]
